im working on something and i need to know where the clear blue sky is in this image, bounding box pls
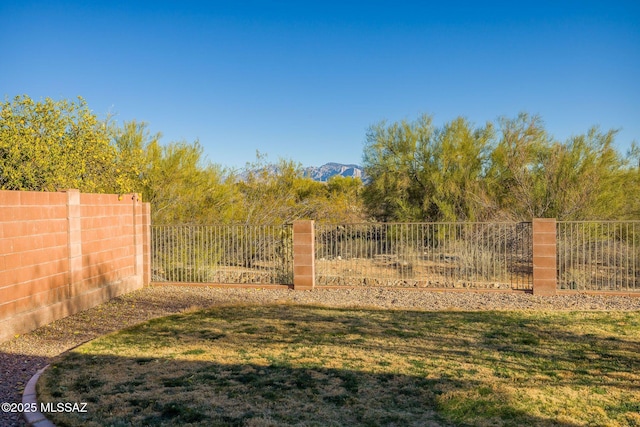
[2,1,639,169]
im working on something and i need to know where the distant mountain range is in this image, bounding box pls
[239,162,366,182]
[303,162,365,182]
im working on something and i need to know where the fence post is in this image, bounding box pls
[142,201,151,285]
[132,193,149,286]
[532,218,557,296]
[293,220,315,290]
[66,189,82,296]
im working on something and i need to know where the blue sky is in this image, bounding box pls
[2,1,639,169]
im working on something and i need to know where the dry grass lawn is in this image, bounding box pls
[38,304,640,426]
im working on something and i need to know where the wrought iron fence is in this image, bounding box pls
[315,222,532,290]
[151,225,293,284]
[557,221,640,291]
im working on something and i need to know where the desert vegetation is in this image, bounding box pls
[2,95,639,225]
[363,114,640,222]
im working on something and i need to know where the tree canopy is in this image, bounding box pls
[2,95,636,223]
[0,95,124,192]
[363,113,638,221]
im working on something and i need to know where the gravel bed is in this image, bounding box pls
[1,285,639,426]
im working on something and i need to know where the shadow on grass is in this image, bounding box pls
[39,355,587,427]
[38,305,640,427]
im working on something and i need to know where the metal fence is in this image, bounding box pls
[150,221,640,292]
[557,221,640,291]
[315,222,532,290]
[151,225,293,284]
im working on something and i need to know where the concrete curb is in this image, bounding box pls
[22,365,55,427]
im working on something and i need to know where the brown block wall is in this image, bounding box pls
[293,220,315,290]
[0,190,151,342]
[532,218,557,296]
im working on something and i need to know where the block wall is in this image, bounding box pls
[0,190,151,342]
[293,220,315,290]
[532,218,557,296]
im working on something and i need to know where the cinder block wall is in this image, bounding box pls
[293,220,315,290]
[0,189,150,342]
[532,218,557,296]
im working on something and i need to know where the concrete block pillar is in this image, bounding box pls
[293,220,315,290]
[66,189,82,296]
[132,193,143,283]
[141,201,151,285]
[532,218,557,296]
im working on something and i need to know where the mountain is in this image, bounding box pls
[238,162,366,182]
[304,162,365,182]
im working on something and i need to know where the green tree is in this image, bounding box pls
[484,113,554,220]
[362,114,435,221]
[362,112,636,221]
[623,142,640,218]
[427,117,494,221]
[549,127,624,219]
[0,95,124,192]
[486,114,628,220]
[236,156,321,224]
[323,175,366,223]
[234,155,367,225]
[111,120,161,194]
[143,139,237,225]
[362,114,493,222]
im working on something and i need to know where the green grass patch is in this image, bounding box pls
[38,305,640,426]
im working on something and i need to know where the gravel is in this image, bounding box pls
[1,285,639,426]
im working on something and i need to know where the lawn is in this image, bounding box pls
[38,304,640,426]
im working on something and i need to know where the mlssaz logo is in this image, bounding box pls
[41,402,88,413]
